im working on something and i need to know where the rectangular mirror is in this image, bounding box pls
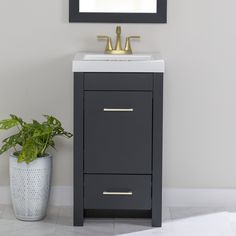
[79,0,157,13]
[69,0,167,23]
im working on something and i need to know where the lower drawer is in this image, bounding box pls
[84,175,151,210]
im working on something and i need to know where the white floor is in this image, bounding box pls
[1,205,236,235]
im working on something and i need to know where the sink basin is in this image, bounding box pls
[83,54,153,61]
[73,52,165,73]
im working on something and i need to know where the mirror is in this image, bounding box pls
[69,0,167,23]
[79,0,157,13]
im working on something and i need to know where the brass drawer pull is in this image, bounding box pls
[103,108,134,112]
[102,191,133,196]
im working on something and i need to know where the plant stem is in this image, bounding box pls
[41,134,49,156]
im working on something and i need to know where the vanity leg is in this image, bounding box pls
[74,73,84,226]
[152,74,163,227]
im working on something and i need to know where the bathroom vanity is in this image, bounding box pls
[73,53,164,227]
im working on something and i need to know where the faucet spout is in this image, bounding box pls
[115,26,122,51]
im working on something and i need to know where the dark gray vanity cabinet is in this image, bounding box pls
[74,73,163,227]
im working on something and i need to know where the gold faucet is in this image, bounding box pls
[97,26,140,55]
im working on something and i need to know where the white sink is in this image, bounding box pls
[83,54,153,61]
[73,52,165,73]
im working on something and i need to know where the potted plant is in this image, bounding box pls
[0,114,72,221]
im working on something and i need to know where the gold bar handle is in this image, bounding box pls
[125,36,141,54]
[103,191,133,196]
[97,35,110,40]
[97,35,113,52]
[128,36,141,39]
[103,108,134,112]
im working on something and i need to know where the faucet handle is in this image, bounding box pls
[124,36,141,54]
[128,36,141,39]
[97,35,113,53]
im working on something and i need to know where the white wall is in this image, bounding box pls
[0,0,236,189]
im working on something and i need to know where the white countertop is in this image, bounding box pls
[72,52,165,73]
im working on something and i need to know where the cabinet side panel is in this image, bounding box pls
[74,73,84,226]
[152,73,163,227]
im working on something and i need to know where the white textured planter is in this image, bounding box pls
[9,154,52,221]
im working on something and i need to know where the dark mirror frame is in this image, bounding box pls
[69,0,167,23]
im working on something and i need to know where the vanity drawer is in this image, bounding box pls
[84,175,152,210]
[84,73,153,91]
[84,91,152,174]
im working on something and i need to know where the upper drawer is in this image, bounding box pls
[84,73,153,91]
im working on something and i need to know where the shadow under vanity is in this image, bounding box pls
[73,53,165,227]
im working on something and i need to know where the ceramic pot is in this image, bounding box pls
[9,154,52,221]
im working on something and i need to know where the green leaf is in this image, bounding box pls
[0,131,23,155]
[0,118,19,130]
[1,133,23,154]
[61,131,73,138]
[0,142,15,155]
[32,120,40,125]
[43,115,61,127]
[3,133,22,144]
[10,114,25,126]
[33,127,52,138]
[18,139,38,164]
